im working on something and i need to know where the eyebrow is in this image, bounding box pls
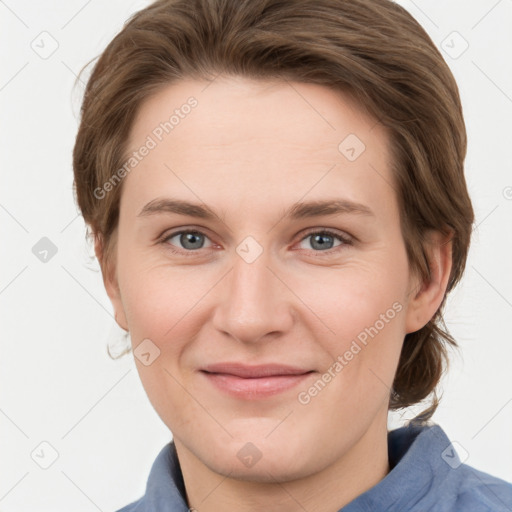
[137,197,374,221]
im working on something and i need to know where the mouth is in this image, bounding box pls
[199,363,316,399]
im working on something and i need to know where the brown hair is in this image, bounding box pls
[73,0,474,420]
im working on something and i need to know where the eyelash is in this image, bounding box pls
[158,228,353,257]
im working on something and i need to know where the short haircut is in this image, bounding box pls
[73,0,475,420]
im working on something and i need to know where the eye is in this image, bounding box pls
[160,228,352,256]
[162,230,214,254]
[297,229,352,254]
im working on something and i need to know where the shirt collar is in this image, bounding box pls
[142,441,189,511]
[342,423,454,511]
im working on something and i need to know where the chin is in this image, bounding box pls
[208,452,315,484]
[197,433,322,483]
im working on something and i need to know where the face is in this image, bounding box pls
[103,76,438,482]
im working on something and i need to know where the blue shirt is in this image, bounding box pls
[117,423,512,511]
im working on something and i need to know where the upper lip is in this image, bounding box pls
[201,363,313,378]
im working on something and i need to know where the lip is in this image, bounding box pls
[200,363,315,399]
[201,362,312,378]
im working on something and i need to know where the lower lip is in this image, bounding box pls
[201,371,314,399]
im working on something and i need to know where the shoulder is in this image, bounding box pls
[114,498,144,512]
[387,423,512,511]
[451,464,512,511]
[112,441,189,512]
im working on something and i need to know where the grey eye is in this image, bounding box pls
[298,231,345,251]
[166,231,211,250]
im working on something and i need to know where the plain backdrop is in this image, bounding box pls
[1,0,511,510]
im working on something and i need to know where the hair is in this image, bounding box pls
[73,0,474,421]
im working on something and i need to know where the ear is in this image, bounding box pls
[405,230,453,334]
[94,234,129,332]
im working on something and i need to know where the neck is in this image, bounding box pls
[174,415,390,512]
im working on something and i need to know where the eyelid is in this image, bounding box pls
[299,227,353,244]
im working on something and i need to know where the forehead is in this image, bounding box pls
[128,76,388,155]
[122,76,395,220]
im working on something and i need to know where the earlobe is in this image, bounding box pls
[94,233,129,332]
[405,231,453,334]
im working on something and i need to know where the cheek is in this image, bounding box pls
[300,258,409,394]
[299,258,408,340]
[119,263,210,428]
[117,250,212,339]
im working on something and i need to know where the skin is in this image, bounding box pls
[98,76,452,512]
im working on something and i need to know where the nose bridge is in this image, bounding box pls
[213,237,292,343]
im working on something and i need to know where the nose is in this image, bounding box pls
[212,244,294,345]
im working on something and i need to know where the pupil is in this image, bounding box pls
[183,232,202,249]
[313,234,332,250]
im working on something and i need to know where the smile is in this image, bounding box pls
[200,363,316,399]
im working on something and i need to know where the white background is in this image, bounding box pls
[1,0,511,510]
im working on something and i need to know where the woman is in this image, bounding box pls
[72,0,512,510]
